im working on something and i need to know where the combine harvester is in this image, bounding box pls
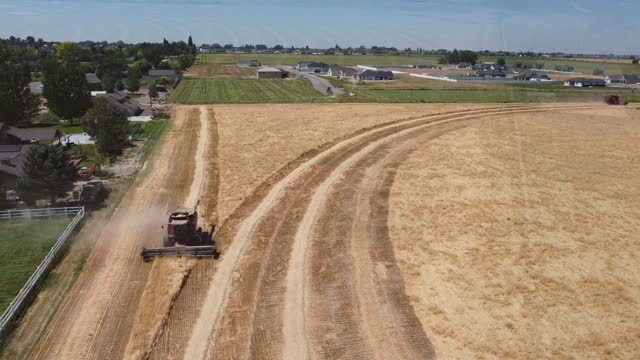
[141,202,218,261]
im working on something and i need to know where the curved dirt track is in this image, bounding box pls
[184,104,597,360]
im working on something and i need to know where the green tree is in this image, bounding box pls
[148,81,158,106]
[131,59,152,74]
[188,36,194,48]
[56,42,84,65]
[497,58,506,66]
[83,98,129,156]
[17,145,77,205]
[96,48,127,92]
[115,79,125,91]
[0,52,39,125]
[125,73,141,92]
[42,59,92,121]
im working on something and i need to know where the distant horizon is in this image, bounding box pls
[1,0,639,55]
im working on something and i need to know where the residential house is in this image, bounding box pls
[475,69,507,78]
[0,144,34,190]
[237,59,262,67]
[257,67,285,79]
[457,62,473,69]
[339,67,358,79]
[327,65,342,77]
[604,75,640,85]
[358,70,395,81]
[95,93,145,117]
[147,69,179,82]
[564,78,607,87]
[85,73,103,91]
[514,72,551,81]
[6,127,60,144]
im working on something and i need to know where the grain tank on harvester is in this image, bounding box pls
[141,201,218,261]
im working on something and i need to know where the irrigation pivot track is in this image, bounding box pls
[185,104,597,360]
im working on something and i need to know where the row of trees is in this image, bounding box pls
[438,49,479,65]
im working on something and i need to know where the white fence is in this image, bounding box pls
[0,207,84,221]
[0,207,86,339]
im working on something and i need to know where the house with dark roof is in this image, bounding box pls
[604,75,640,85]
[148,69,178,79]
[474,69,507,78]
[564,78,606,87]
[514,72,551,82]
[237,59,261,67]
[85,73,103,91]
[7,127,60,144]
[339,67,358,79]
[327,65,342,77]
[0,122,60,145]
[95,93,144,117]
[358,70,395,81]
[0,144,34,189]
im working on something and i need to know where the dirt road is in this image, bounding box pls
[27,106,211,360]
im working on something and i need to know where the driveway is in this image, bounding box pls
[280,66,345,96]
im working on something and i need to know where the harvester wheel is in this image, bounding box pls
[163,234,173,247]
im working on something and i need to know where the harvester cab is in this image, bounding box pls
[141,202,218,261]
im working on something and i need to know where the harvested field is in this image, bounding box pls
[390,107,640,359]
[8,103,638,360]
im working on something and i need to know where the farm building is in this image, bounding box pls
[257,67,285,79]
[237,59,261,67]
[514,72,552,81]
[564,78,606,87]
[358,70,395,81]
[604,75,640,85]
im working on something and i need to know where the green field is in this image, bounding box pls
[0,219,72,313]
[198,54,640,76]
[342,88,640,103]
[170,78,328,104]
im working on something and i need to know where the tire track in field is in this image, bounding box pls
[185,104,593,360]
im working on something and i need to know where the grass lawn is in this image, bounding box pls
[54,122,85,135]
[129,121,167,140]
[67,144,99,168]
[0,218,72,314]
[342,88,640,103]
[169,78,328,104]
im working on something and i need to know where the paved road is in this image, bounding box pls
[280,66,345,96]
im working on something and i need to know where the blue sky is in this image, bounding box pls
[1,0,638,54]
